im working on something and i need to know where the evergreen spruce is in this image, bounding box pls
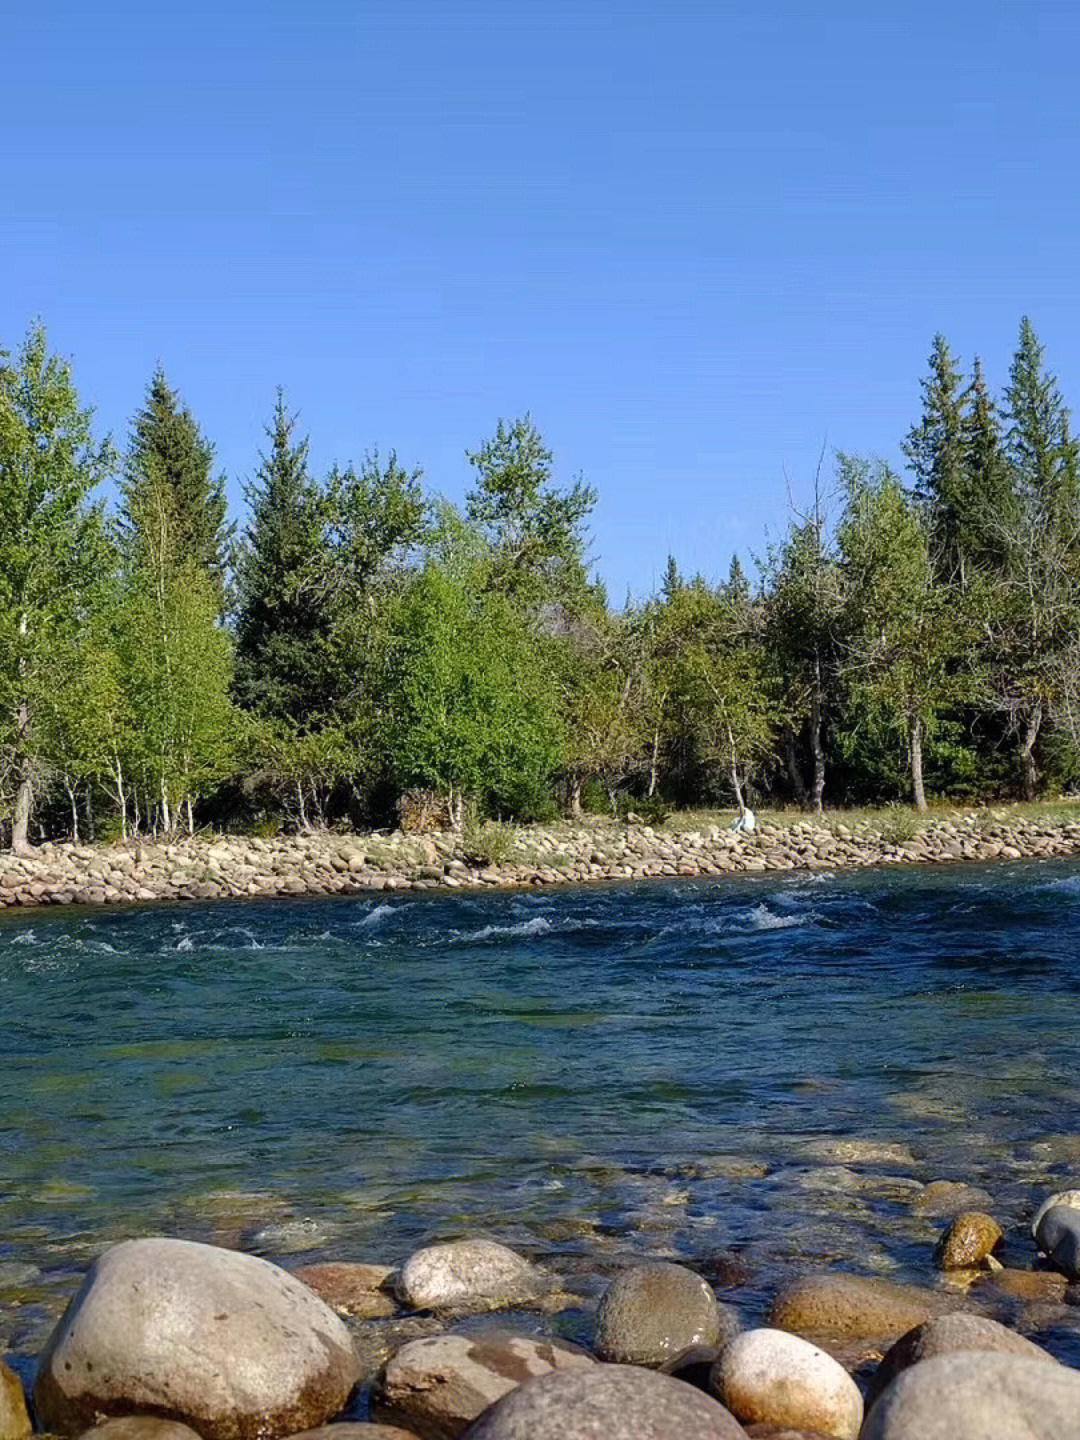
[120,367,232,605]
[233,392,329,722]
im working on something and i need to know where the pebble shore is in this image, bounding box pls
[1,810,1080,911]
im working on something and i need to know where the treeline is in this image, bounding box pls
[1,318,1079,850]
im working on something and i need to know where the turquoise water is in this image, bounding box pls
[4,858,1080,1358]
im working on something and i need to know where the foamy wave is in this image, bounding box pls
[358,903,396,928]
[748,903,812,930]
[460,916,554,942]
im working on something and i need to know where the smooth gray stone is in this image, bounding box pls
[862,1351,1080,1440]
[461,1364,748,1439]
[34,1237,359,1440]
[1035,1203,1080,1277]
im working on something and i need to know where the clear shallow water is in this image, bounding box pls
[4,858,1080,1357]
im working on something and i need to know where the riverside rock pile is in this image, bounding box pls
[2,810,1080,911]
[8,1187,1080,1440]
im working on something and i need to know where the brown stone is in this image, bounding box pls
[292,1263,398,1319]
[0,1360,31,1440]
[769,1273,946,1347]
[972,1268,1068,1304]
[372,1331,595,1439]
[933,1211,1003,1269]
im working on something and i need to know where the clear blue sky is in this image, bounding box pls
[5,0,1079,600]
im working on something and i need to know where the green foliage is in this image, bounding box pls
[0,323,115,843]
[460,815,516,866]
[377,563,564,820]
[466,414,596,607]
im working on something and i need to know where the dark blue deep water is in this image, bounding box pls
[4,857,1080,1357]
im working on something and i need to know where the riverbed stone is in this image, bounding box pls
[866,1312,1056,1407]
[371,1331,595,1439]
[1032,1187,1080,1237]
[971,1267,1068,1304]
[909,1180,993,1216]
[1033,1204,1080,1277]
[594,1260,731,1366]
[933,1211,1003,1269]
[0,1360,31,1440]
[460,1364,749,1439]
[395,1241,546,1312]
[292,1263,398,1318]
[77,1420,204,1440]
[768,1273,944,1347]
[286,1429,422,1440]
[709,1329,862,1440]
[33,1237,360,1440]
[861,1350,1080,1439]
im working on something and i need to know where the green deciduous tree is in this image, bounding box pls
[0,324,114,851]
[836,454,971,811]
[466,415,597,609]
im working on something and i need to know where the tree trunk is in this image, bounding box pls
[160,779,172,836]
[910,714,927,813]
[784,735,807,808]
[568,775,583,817]
[1019,703,1042,801]
[727,723,745,815]
[12,770,33,855]
[67,783,79,844]
[809,691,826,814]
[186,796,194,836]
[647,727,661,798]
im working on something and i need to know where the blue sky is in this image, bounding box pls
[5,0,1080,599]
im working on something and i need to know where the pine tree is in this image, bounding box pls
[903,334,974,585]
[120,367,232,605]
[962,356,1015,570]
[233,392,330,722]
[995,318,1080,796]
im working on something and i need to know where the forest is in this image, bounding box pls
[1,317,1079,851]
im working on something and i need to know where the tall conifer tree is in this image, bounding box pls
[233,392,329,722]
[120,367,232,605]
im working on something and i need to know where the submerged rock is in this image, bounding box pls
[33,1237,359,1440]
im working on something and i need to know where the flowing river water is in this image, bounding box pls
[4,857,1080,1365]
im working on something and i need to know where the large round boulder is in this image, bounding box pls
[396,1241,546,1312]
[861,1351,1080,1439]
[33,1237,359,1440]
[594,1261,732,1367]
[76,1422,204,1440]
[709,1329,862,1440]
[460,1365,749,1439]
[866,1313,1056,1407]
[371,1331,594,1439]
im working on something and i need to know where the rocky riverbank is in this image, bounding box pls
[2,809,1080,911]
[7,1186,1080,1440]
